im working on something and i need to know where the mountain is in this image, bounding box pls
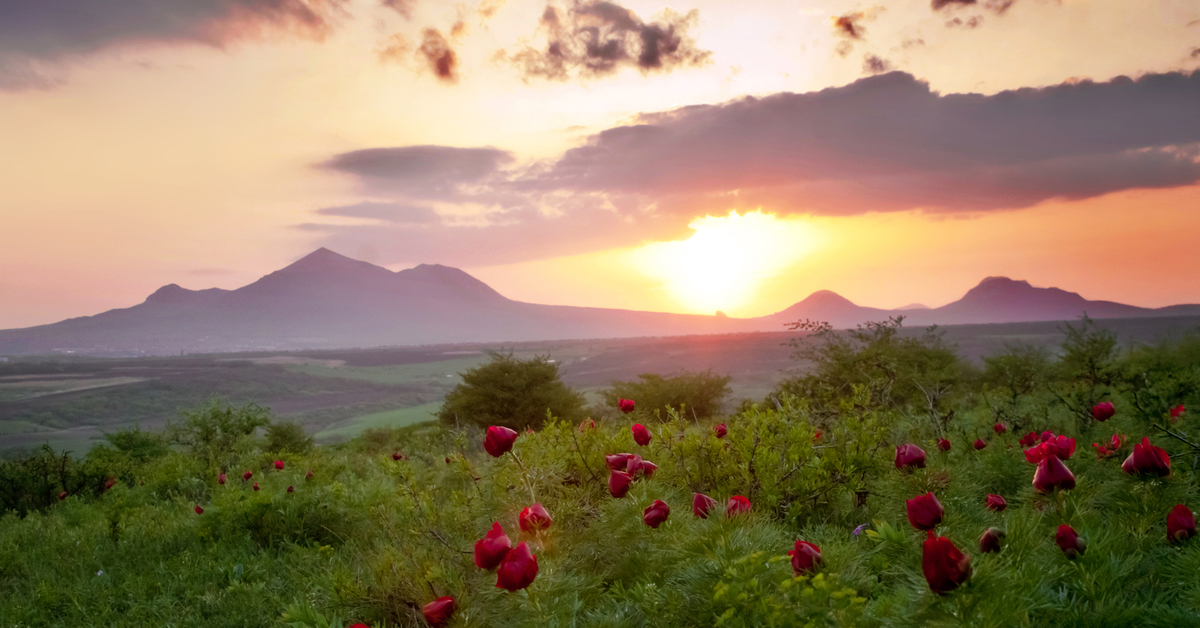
[1,250,1197,356]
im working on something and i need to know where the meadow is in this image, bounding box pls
[1,316,1199,627]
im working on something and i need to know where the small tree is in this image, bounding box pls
[437,351,585,431]
[599,369,732,421]
[164,399,271,472]
[264,421,314,454]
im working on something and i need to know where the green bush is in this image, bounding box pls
[437,351,586,431]
[265,421,315,454]
[599,369,732,420]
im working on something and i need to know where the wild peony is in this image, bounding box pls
[474,522,512,570]
[923,533,972,594]
[495,542,539,591]
[906,492,944,531]
[483,426,519,458]
[1122,437,1171,477]
[789,540,822,575]
[422,596,455,628]
[519,503,553,533]
[894,444,927,470]
[643,500,671,528]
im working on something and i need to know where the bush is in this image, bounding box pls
[163,399,271,472]
[599,369,733,420]
[437,351,585,431]
[264,421,314,454]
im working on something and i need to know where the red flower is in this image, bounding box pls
[937,438,951,452]
[1170,405,1186,423]
[637,460,658,478]
[519,503,553,533]
[606,453,634,471]
[609,471,633,498]
[392,452,408,461]
[218,473,226,485]
[287,485,294,493]
[692,492,718,518]
[632,424,652,446]
[713,423,728,438]
[618,398,636,413]
[1122,437,1171,477]
[253,482,260,491]
[1018,431,1038,447]
[1040,431,1054,443]
[495,542,539,591]
[104,478,117,491]
[57,491,67,501]
[422,596,455,628]
[579,418,596,432]
[993,423,1007,434]
[922,534,972,594]
[643,500,671,528]
[274,460,284,470]
[906,492,944,531]
[788,540,822,575]
[474,522,512,570]
[985,494,1007,512]
[978,527,1004,553]
[1167,504,1196,544]
[1055,524,1086,559]
[305,469,314,479]
[973,439,987,451]
[349,624,370,628]
[194,505,204,514]
[242,471,253,481]
[1024,435,1076,463]
[1092,433,1127,459]
[1091,401,1116,422]
[484,426,519,458]
[894,444,927,470]
[1032,454,1075,492]
[726,495,752,517]
[813,430,822,442]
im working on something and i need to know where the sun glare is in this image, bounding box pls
[634,211,819,316]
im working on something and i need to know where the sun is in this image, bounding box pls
[633,210,819,315]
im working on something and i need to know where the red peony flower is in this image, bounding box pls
[631,424,652,446]
[994,423,1007,434]
[1040,431,1054,443]
[305,469,314,479]
[713,423,728,438]
[637,460,658,478]
[692,492,718,518]
[643,499,671,528]
[609,471,633,498]
[1122,437,1171,477]
[973,439,987,451]
[1032,454,1076,492]
[104,478,117,491]
[618,398,636,414]
[894,444,927,470]
[495,542,539,591]
[937,438,951,452]
[1025,435,1076,463]
[906,492,944,531]
[194,505,204,514]
[57,491,67,501]
[1092,433,1127,459]
[1170,404,1186,423]
[1055,524,1086,559]
[726,495,752,517]
[274,460,284,470]
[579,419,596,432]
[218,473,226,485]
[788,540,822,575]
[922,533,972,594]
[253,482,259,491]
[287,485,294,493]
[242,471,252,481]
[474,522,512,570]
[1167,504,1196,544]
[813,430,822,442]
[606,453,634,471]
[519,503,553,533]
[1018,431,1038,447]
[979,527,1004,553]
[484,426,519,458]
[1091,401,1116,422]
[985,494,1007,512]
[422,596,455,628]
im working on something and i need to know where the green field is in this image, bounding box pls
[314,402,442,441]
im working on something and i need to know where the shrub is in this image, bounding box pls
[437,351,585,431]
[163,399,271,471]
[599,369,733,420]
[265,421,315,454]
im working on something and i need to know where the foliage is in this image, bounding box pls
[599,369,733,420]
[266,421,316,454]
[163,399,272,472]
[437,351,585,431]
[981,343,1052,435]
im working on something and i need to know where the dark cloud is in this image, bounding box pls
[0,0,347,89]
[418,28,458,82]
[945,16,983,28]
[380,0,416,19]
[1191,47,1200,59]
[307,71,1200,267]
[831,8,882,58]
[933,0,1016,28]
[505,1,710,81]
[315,202,440,223]
[322,146,514,198]
[862,54,893,75]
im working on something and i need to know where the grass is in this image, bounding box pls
[313,402,442,441]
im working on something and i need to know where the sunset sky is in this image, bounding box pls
[1,0,1199,329]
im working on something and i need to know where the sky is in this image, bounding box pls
[1,0,1199,329]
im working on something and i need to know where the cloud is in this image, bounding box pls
[831,8,882,57]
[381,0,416,19]
[306,71,1200,267]
[932,0,1014,13]
[503,1,710,81]
[862,54,893,75]
[417,28,458,82]
[0,0,347,89]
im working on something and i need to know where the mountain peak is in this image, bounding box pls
[397,263,506,301]
[279,248,363,273]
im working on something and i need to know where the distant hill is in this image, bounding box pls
[1,249,1197,356]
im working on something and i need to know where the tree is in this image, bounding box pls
[599,369,732,421]
[437,351,585,431]
[164,399,271,471]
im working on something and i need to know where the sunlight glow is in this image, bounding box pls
[633,210,820,316]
